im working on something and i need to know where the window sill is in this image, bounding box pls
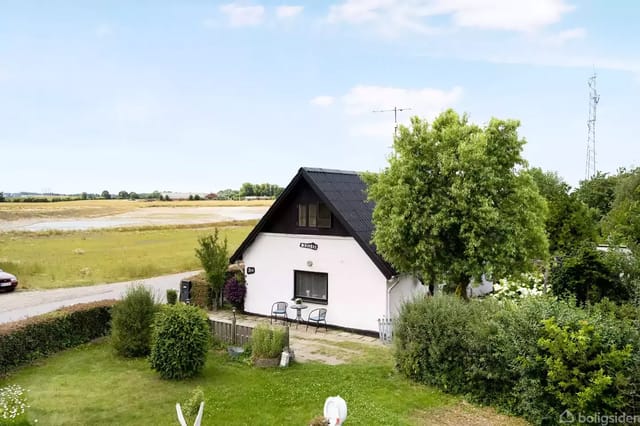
[296,297,328,305]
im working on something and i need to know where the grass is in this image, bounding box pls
[0,223,253,289]
[0,199,272,221]
[0,339,461,425]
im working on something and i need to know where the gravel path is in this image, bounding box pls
[0,271,199,324]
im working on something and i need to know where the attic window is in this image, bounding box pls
[297,203,331,228]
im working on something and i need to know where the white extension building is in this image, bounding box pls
[230,167,426,332]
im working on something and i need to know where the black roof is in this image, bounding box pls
[230,167,396,279]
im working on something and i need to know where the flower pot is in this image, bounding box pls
[253,357,280,368]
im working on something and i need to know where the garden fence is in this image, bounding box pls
[209,319,253,346]
[378,317,393,344]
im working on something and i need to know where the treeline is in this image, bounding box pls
[0,181,285,203]
[216,183,284,200]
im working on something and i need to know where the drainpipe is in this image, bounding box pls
[386,275,401,319]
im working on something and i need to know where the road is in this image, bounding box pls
[0,271,199,324]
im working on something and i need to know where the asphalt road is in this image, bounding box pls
[0,271,199,324]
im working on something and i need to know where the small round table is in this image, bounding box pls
[289,304,308,328]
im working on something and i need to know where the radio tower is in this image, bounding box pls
[585,73,600,180]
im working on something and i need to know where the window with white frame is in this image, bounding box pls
[294,270,328,304]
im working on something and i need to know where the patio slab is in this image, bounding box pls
[208,309,386,365]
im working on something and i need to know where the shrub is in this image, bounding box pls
[166,289,177,305]
[551,245,629,304]
[195,229,228,309]
[394,295,640,425]
[223,273,246,310]
[538,316,633,416]
[181,386,205,424]
[111,284,158,357]
[251,324,287,359]
[394,295,499,394]
[0,301,114,376]
[149,304,210,379]
[187,273,211,309]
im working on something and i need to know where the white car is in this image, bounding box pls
[0,269,18,292]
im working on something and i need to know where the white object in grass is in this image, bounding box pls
[323,396,347,425]
[176,401,205,426]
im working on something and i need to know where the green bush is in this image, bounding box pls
[111,284,158,357]
[251,324,287,359]
[394,295,499,394]
[551,245,630,304]
[394,295,640,425]
[149,304,211,379]
[166,289,177,305]
[0,301,114,376]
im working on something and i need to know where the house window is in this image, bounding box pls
[298,204,307,227]
[297,203,332,229]
[294,270,328,304]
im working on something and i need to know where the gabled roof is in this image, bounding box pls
[230,167,396,279]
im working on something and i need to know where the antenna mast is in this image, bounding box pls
[585,73,600,180]
[372,106,412,135]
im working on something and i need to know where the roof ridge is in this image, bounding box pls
[301,167,360,175]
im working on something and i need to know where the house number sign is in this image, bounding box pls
[299,242,318,250]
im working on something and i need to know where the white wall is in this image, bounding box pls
[241,232,388,332]
[387,274,427,318]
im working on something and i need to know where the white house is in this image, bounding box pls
[230,167,426,332]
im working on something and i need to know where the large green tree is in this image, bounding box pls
[603,167,640,247]
[575,171,621,222]
[528,168,597,255]
[365,110,548,297]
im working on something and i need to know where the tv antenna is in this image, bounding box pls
[584,72,600,180]
[372,106,412,135]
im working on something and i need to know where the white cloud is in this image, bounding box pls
[542,27,586,45]
[220,3,265,27]
[276,5,304,19]
[328,0,575,35]
[95,24,113,38]
[340,85,463,136]
[310,95,335,106]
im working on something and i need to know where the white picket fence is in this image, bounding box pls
[377,317,394,344]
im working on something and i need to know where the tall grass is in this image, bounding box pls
[0,224,252,289]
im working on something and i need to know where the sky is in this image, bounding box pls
[1,0,639,194]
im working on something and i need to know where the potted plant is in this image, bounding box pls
[295,297,302,305]
[251,324,288,367]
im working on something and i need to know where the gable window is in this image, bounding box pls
[297,203,332,228]
[294,270,328,304]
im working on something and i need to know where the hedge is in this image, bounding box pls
[394,295,640,425]
[0,300,115,376]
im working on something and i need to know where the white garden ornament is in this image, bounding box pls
[323,396,347,425]
[176,401,204,426]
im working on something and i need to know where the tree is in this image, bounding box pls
[528,168,597,255]
[575,171,622,222]
[118,190,129,199]
[365,110,548,297]
[0,192,4,202]
[603,167,640,248]
[239,183,255,198]
[550,245,629,305]
[195,228,228,309]
[80,192,88,200]
[101,190,111,199]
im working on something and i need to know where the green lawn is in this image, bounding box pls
[0,340,456,425]
[0,224,253,289]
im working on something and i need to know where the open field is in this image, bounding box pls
[0,339,528,425]
[0,199,273,222]
[0,223,253,290]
